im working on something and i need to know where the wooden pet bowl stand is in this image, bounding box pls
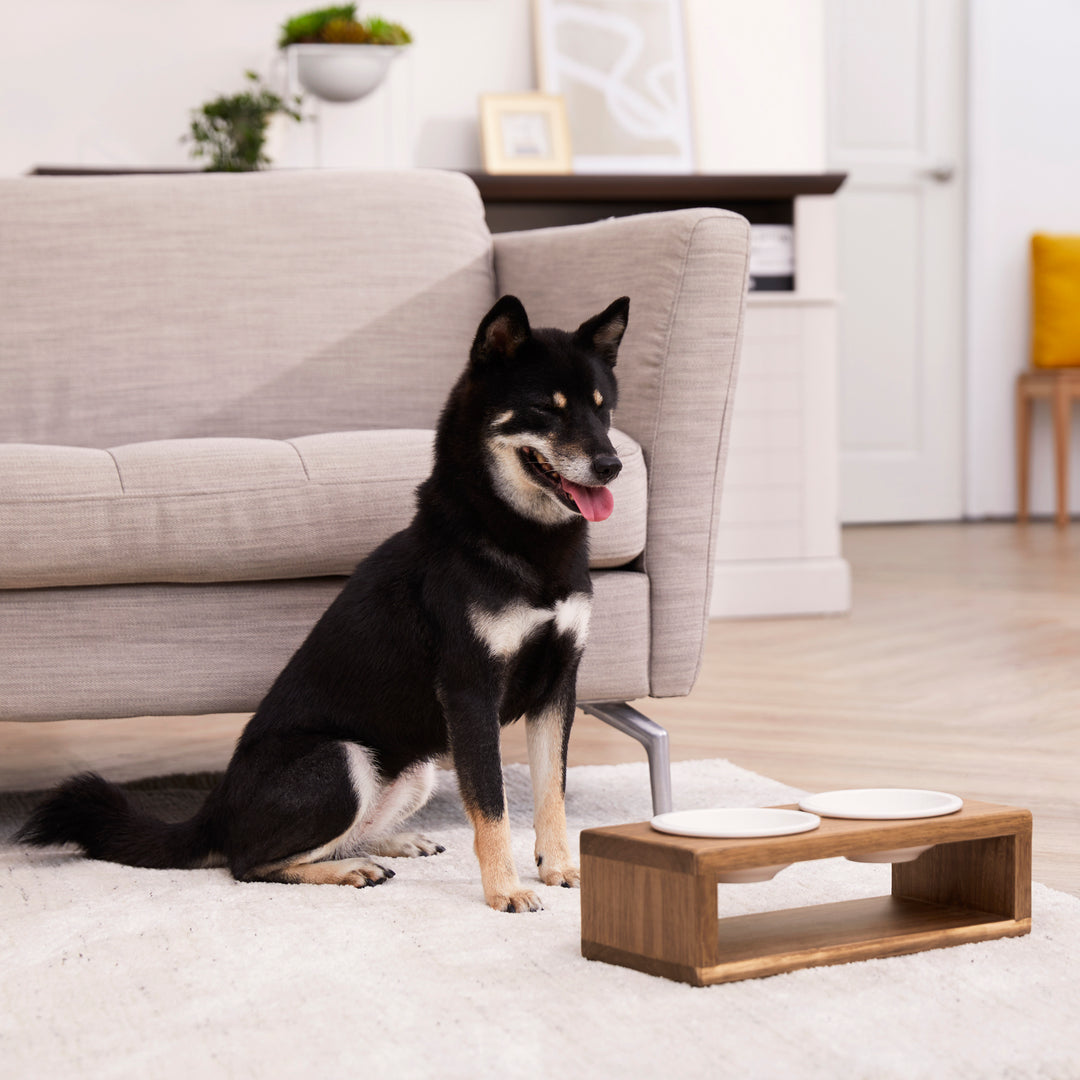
[580,800,1032,986]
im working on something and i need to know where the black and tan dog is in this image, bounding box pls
[18,294,629,913]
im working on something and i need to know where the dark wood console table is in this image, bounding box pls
[464,172,846,233]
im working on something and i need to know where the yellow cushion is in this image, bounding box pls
[1032,234,1080,368]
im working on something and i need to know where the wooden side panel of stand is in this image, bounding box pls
[581,854,718,976]
[892,820,1033,920]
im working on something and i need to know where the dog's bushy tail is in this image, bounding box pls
[15,772,214,870]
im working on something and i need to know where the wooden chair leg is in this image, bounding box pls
[1052,380,1070,527]
[1016,379,1032,523]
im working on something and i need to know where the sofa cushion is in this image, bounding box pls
[0,571,650,721]
[0,171,496,448]
[0,429,646,589]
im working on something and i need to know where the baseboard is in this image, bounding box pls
[709,557,851,618]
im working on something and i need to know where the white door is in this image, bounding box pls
[826,0,967,522]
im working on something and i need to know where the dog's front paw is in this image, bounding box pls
[487,888,544,913]
[538,862,580,889]
[536,850,580,888]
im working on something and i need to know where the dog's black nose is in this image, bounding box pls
[592,454,622,484]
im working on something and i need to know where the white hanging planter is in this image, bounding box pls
[285,43,408,103]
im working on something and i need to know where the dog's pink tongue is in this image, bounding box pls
[560,478,615,522]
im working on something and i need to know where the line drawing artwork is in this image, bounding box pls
[542,0,693,172]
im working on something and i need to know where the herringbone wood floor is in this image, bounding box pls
[3,523,1077,895]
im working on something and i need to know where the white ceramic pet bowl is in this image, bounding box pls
[845,845,934,864]
[797,788,960,865]
[650,807,821,839]
[714,864,793,884]
[650,809,819,884]
[797,788,962,820]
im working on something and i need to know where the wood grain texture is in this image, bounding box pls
[581,856,718,970]
[893,830,1032,920]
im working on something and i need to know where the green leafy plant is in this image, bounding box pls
[183,71,303,172]
[278,5,412,47]
[362,16,412,45]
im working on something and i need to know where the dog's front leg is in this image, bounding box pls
[443,689,542,913]
[526,690,579,889]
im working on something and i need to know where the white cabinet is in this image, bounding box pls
[711,195,851,617]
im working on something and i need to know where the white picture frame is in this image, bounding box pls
[533,0,695,174]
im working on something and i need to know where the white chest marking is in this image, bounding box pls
[553,593,591,650]
[469,593,592,659]
[469,602,552,659]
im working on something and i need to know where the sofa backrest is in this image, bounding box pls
[0,170,496,448]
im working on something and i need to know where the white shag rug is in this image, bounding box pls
[1,758,1078,1080]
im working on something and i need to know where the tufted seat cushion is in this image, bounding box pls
[0,428,646,589]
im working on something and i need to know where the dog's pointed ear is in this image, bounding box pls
[471,295,532,367]
[574,297,630,367]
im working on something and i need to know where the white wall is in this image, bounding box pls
[0,1,825,177]
[967,0,1080,518]
[686,0,826,174]
[0,1,535,175]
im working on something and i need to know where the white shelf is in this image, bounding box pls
[747,293,839,307]
[712,194,849,619]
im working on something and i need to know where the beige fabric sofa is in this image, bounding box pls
[0,170,749,811]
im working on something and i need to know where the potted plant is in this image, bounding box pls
[184,71,303,171]
[279,5,412,103]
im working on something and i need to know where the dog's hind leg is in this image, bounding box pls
[246,856,395,887]
[366,833,443,858]
[526,695,579,889]
[225,737,393,887]
[351,760,446,859]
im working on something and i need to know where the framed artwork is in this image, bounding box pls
[533,0,695,174]
[479,93,573,174]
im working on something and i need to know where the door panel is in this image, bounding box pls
[838,188,922,453]
[827,0,966,522]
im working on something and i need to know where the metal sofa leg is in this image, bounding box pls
[580,702,673,815]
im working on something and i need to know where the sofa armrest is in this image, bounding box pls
[494,209,750,697]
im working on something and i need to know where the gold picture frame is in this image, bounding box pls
[479,93,572,175]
